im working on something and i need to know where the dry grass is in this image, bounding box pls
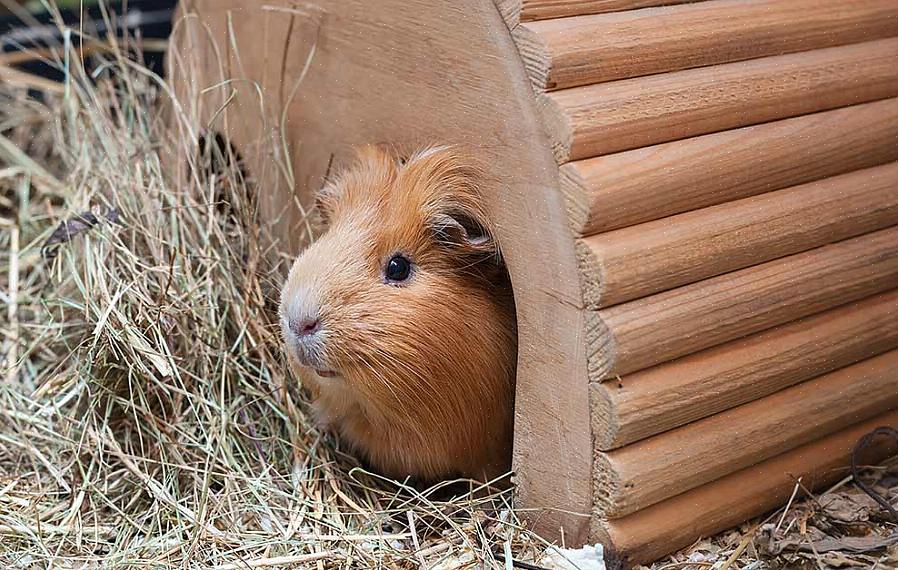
[2,5,897,570]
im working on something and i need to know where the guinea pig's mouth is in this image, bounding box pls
[315,369,338,378]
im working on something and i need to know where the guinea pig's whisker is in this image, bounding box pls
[370,350,437,407]
[364,364,407,409]
[373,350,430,390]
[367,349,450,428]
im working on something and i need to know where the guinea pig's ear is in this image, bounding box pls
[313,154,338,225]
[431,208,496,255]
[314,184,336,225]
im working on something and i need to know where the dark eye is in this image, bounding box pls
[385,254,412,283]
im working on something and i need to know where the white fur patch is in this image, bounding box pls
[405,145,453,165]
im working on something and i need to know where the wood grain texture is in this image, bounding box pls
[592,291,898,450]
[561,98,898,236]
[172,0,596,545]
[544,37,898,161]
[517,0,898,90]
[595,350,898,518]
[594,410,898,568]
[516,0,699,22]
[580,162,898,308]
[599,227,898,376]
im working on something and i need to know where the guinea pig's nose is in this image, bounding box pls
[290,316,320,338]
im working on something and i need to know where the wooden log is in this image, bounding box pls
[512,0,699,22]
[543,37,898,161]
[593,291,898,450]
[580,162,898,308]
[517,0,898,90]
[597,226,898,376]
[595,350,898,518]
[595,410,898,568]
[561,98,898,236]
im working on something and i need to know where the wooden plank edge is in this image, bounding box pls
[585,308,618,459]
[592,410,898,569]
[493,0,522,28]
[576,239,604,310]
[581,161,898,307]
[534,89,573,163]
[511,21,551,90]
[558,161,590,233]
[562,97,898,236]
[597,290,898,450]
[550,37,898,161]
[520,0,700,21]
[526,0,898,90]
[585,309,616,382]
[599,226,898,376]
[594,349,898,518]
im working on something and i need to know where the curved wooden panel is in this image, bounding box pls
[172,0,595,545]
[595,410,898,567]
[581,162,898,307]
[596,350,898,517]
[518,0,898,90]
[543,37,898,161]
[593,291,898,449]
[562,98,898,236]
[599,226,898,376]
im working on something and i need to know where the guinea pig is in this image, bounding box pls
[279,145,517,483]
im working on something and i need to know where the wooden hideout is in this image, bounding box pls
[168,0,898,566]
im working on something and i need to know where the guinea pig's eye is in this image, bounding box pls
[384,254,412,283]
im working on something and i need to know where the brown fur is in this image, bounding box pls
[279,146,517,482]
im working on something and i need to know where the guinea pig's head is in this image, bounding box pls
[279,145,517,481]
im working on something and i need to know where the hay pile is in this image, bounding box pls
[1,12,896,570]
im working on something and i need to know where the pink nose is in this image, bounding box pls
[290,317,320,337]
